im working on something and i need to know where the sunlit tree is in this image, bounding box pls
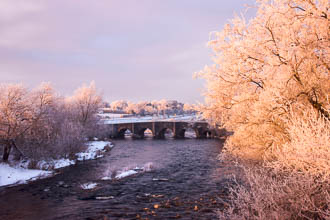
[69,81,103,126]
[0,84,32,161]
[199,0,329,159]
[199,0,329,218]
[110,100,128,112]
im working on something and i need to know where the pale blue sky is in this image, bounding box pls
[0,0,256,103]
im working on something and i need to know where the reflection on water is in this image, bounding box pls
[0,139,230,220]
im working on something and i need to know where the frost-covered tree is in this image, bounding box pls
[199,0,329,160]
[183,103,196,114]
[199,0,329,218]
[0,82,103,162]
[68,81,102,127]
[108,99,193,116]
[158,99,169,116]
[110,100,128,112]
[0,83,56,161]
[0,84,32,161]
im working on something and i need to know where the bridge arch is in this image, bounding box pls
[117,128,132,138]
[144,128,153,138]
[175,127,211,139]
[178,127,197,139]
[108,121,214,139]
[194,126,214,139]
[174,123,199,139]
[155,127,174,139]
[135,127,154,139]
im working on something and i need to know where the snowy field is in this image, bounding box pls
[0,141,113,187]
[101,114,201,124]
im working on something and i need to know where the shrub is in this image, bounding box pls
[218,107,330,220]
[218,165,330,220]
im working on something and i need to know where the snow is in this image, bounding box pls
[101,169,138,180]
[17,159,75,170]
[115,170,138,179]
[53,159,75,169]
[0,141,113,188]
[0,163,52,187]
[35,141,113,170]
[39,141,113,169]
[76,141,113,161]
[97,113,131,119]
[101,114,200,125]
[80,182,98,190]
[102,162,154,180]
[101,176,111,180]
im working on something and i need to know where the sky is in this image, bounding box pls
[0,0,256,103]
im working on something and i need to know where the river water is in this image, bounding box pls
[0,138,234,220]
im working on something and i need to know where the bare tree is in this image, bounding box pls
[67,81,103,140]
[68,81,103,127]
[0,84,34,161]
[0,83,61,161]
[0,82,102,162]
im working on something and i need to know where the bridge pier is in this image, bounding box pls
[154,128,165,139]
[174,129,185,139]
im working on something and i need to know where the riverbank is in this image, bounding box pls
[0,141,113,187]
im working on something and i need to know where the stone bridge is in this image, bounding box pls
[105,121,216,139]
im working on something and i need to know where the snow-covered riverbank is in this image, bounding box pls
[0,141,113,187]
[0,163,52,187]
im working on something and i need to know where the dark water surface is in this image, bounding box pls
[0,139,232,220]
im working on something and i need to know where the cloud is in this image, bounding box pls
[0,0,44,21]
[0,0,256,103]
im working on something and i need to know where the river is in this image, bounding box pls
[0,138,233,220]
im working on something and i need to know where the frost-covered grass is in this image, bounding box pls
[0,163,52,187]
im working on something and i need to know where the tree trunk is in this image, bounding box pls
[2,142,12,162]
[11,140,24,160]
